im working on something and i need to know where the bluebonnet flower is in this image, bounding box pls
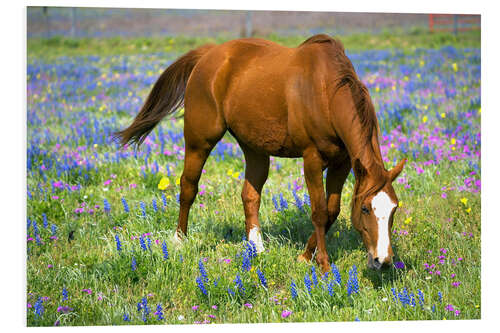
[123,313,131,321]
[137,297,149,323]
[279,193,288,210]
[432,304,436,312]
[347,265,359,296]
[196,276,208,296]
[246,241,257,259]
[139,235,147,251]
[241,252,251,272]
[199,259,209,282]
[399,288,410,307]
[140,201,146,217]
[103,198,111,213]
[179,254,184,263]
[33,219,39,234]
[176,193,180,203]
[327,280,336,296]
[391,288,398,302]
[257,269,267,288]
[27,217,31,230]
[121,197,129,213]
[152,198,158,213]
[304,193,311,206]
[42,213,48,228]
[417,289,424,309]
[227,287,235,296]
[155,304,164,320]
[311,266,318,287]
[51,224,57,237]
[234,274,246,296]
[35,233,42,245]
[292,188,303,210]
[34,297,44,318]
[115,234,122,252]
[304,274,312,294]
[438,291,443,303]
[161,241,169,260]
[290,280,298,299]
[410,292,416,307]
[147,236,152,251]
[62,287,68,301]
[131,257,137,271]
[161,193,167,207]
[272,195,280,211]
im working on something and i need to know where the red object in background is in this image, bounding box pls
[428,14,480,34]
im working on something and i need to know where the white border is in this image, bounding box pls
[3,1,498,332]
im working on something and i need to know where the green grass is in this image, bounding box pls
[27,29,480,60]
[26,31,481,325]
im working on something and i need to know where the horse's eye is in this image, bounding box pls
[361,205,370,215]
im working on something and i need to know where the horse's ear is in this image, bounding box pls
[389,158,407,182]
[352,158,367,180]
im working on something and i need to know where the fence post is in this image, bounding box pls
[70,7,77,38]
[453,14,458,35]
[43,6,50,38]
[245,11,253,37]
[428,14,434,33]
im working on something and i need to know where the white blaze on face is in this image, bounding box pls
[371,191,396,260]
[248,226,265,253]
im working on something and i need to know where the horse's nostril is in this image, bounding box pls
[374,257,380,264]
[373,257,382,269]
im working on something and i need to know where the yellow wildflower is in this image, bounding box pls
[398,201,403,208]
[422,116,428,123]
[451,138,456,145]
[466,207,471,213]
[227,169,233,176]
[175,177,181,186]
[452,63,458,72]
[460,197,468,206]
[404,217,412,225]
[441,113,446,118]
[158,177,170,190]
[232,172,240,179]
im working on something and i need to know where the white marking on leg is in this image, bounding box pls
[173,231,183,244]
[371,191,396,261]
[248,226,265,253]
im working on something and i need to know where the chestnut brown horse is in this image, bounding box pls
[115,34,406,272]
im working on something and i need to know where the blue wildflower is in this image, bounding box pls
[272,195,280,211]
[199,259,209,282]
[42,213,48,228]
[304,274,312,294]
[121,197,129,213]
[51,224,57,237]
[147,236,152,251]
[196,276,208,296]
[131,257,137,271]
[140,201,146,217]
[304,193,311,206]
[399,287,410,307]
[115,234,122,253]
[139,235,147,251]
[123,313,131,321]
[246,241,257,259]
[152,198,158,213]
[241,252,251,272]
[347,265,359,296]
[327,280,335,296]
[161,241,169,260]
[257,269,267,288]
[311,266,318,287]
[155,304,164,320]
[417,289,424,309]
[137,297,149,323]
[161,193,167,207]
[438,291,443,303]
[279,193,288,210]
[391,288,398,302]
[179,254,183,263]
[291,280,298,299]
[292,188,303,210]
[103,198,111,213]
[234,274,246,296]
[62,287,68,301]
[227,287,235,296]
[432,304,436,312]
[34,297,44,318]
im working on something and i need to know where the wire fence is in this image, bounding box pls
[28,7,444,39]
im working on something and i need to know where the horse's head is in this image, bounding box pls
[351,158,406,270]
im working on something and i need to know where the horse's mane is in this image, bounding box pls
[301,34,378,148]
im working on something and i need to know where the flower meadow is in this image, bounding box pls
[26,36,480,326]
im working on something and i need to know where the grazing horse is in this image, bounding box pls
[115,34,406,272]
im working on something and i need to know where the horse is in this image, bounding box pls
[115,34,406,273]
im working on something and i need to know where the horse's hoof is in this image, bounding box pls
[172,231,184,245]
[297,254,311,263]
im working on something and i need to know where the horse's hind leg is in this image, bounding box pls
[298,159,350,263]
[175,100,226,239]
[240,146,270,252]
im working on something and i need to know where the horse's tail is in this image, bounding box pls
[114,43,216,147]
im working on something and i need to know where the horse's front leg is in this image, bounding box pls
[298,160,351,263]
[300,148,330,273]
